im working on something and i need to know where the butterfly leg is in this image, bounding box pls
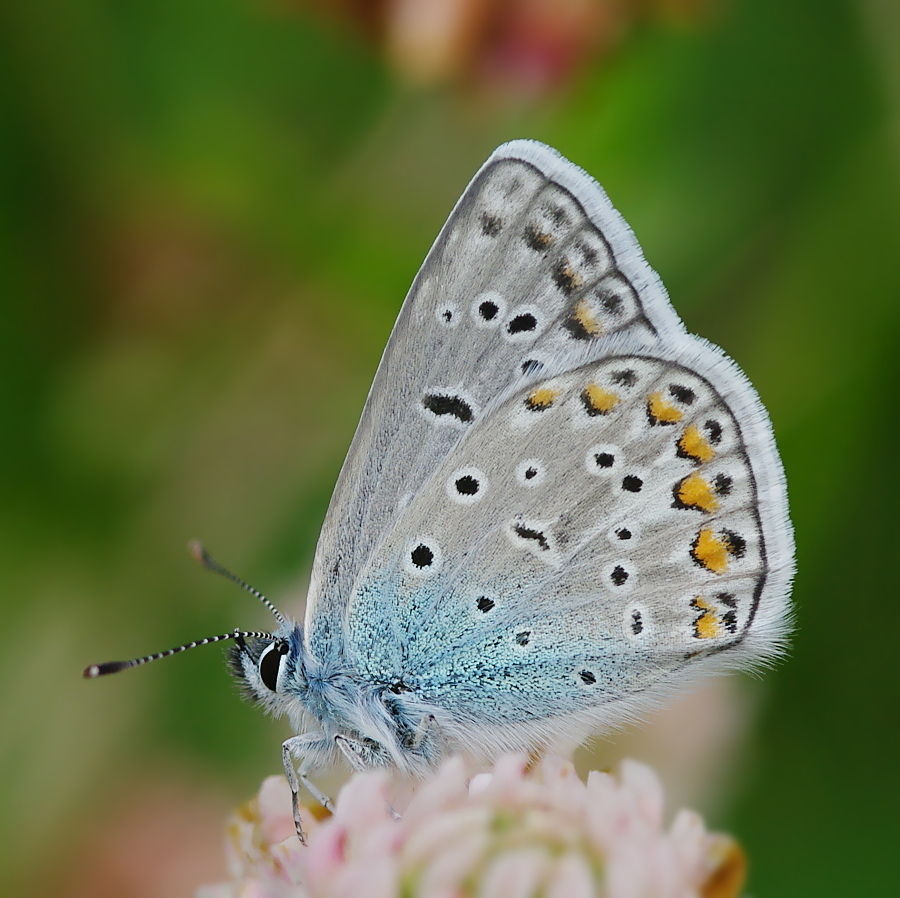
[282,734,335,843]
[334,733,369,773]
[334,735,401,820]
[412,713,438,750]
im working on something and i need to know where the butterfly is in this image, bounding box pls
[86,141,794,841]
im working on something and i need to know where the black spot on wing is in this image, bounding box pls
[669,384,696,404]
[622,474,643,493]
[423,393,473,422]
[454,475,479,496]
[718,593,738,633]
[722,530,746,558]
[704,420,723,445]
[513,524,550,551]
[508,313,537,334]
[611,369,637,387]
[712,473,733,496]
[481,213,502,236]
[478,299,499,320]
[410,544,434,568]
[562,314,593,340]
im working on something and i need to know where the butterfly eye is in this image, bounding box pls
[258,639,288,692]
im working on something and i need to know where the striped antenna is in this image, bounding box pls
[189,541,287,625]
[83,628,273,678]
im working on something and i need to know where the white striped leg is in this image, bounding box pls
[282,734,334,843]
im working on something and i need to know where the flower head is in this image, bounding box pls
[200,755,745,898]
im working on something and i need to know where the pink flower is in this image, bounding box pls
[200,756,745,898]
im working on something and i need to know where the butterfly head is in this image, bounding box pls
[226,624,307,714]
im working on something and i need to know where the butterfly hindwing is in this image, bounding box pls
[344,335,792,738]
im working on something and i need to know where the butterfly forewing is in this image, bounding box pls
[306,142,692,651]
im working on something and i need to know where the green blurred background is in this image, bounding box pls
[2,0,898,894]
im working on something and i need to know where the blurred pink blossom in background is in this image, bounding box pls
[280,0,713,96]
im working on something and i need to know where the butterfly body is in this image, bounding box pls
[227,143,793,798]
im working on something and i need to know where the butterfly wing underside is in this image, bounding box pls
[305,141,793,737]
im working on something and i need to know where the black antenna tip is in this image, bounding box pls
[83,660,134,678]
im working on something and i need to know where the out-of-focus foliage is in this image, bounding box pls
[0,0,897,895]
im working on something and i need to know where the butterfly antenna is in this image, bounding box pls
[189,540,287,625]
[83,628,273,678]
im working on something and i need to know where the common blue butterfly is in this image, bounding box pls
[86,141,794,841]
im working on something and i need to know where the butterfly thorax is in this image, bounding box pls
[231,623,444,775]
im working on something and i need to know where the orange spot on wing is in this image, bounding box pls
[691,596,723,638]
[525,386,560,410]
[572,298,602,336]
[525,226,554,249]
[581,383,619,415]
[678,424,716,464]
[676,472,719,513]
[647,391,683,424]
[691,528,729,574]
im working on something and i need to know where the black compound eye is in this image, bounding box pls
[259,641,286,692]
